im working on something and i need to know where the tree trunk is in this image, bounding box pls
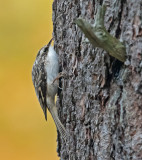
[52,0,142,160]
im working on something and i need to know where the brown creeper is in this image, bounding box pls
[32,39,67,140]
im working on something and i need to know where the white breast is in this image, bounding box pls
[45,45,59,84]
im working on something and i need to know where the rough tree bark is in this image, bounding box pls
[52,0,142,160]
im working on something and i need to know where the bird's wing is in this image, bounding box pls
[32,62,48,120]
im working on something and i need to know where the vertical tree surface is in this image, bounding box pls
[52,0,142,160]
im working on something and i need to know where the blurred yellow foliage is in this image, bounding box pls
[0,0,59,159]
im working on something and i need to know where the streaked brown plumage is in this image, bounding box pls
[32,39,67,140]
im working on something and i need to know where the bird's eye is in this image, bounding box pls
[43,46,48,52]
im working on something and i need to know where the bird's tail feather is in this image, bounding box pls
[50,106,67,141]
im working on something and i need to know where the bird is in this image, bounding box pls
[32,39,67,140]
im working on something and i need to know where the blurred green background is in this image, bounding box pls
[0,0,59,159]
